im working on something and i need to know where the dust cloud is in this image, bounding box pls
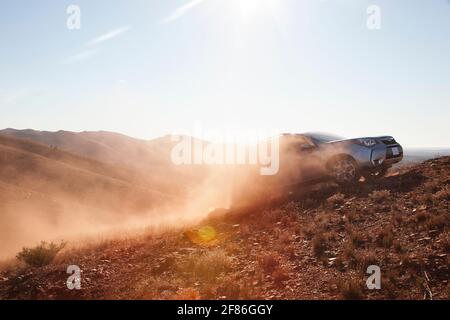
[0,135,340,261]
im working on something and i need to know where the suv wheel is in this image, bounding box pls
[330,157,358,184]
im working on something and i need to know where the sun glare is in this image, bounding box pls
[235,0,280,20]
[238,0,259,17]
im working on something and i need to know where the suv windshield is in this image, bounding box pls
[305,132,345,143]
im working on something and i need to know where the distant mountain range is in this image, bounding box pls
[0,128,180,168]
[1,128,447,166]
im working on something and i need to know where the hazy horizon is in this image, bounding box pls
[2,127,450,150]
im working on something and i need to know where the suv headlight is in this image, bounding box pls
[357,138,377,147]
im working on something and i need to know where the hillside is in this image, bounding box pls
[0,129,210,198]
[0,135,182,259]
[0,157,448,300]
[0,128,159,167]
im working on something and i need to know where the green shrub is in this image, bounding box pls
[17,241,66,267]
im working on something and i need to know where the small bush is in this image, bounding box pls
[282,244,297,261]
[343,242,360,268]
[16,241,66,267]
[225,242,240,255]
[433,186,450,201]
[239,224,251,238]
[414,211,429,223]
[369,190,391,203]
[312,233,327,256]
[180,249,232,282]
[272,266,290,285]
[426,214,448,230]
[423,180,440,193]
[302,223,316,239]
[327,193,345,207]
[346,210,358,223]
[416,193,433,204]
[393,240,403,253]
[315,213,333,230]
[391,212,404,226]
[356,251,378,271]
[376,227,395,248]
[338,279,363,300]
[216,279,242,299]
[343,242,355,260]
[263,209,284,224]
[258,253,280,274]
[347,228,364,247]
[278,232,293,245]
[443,233,450,253]
[333,256,345,271]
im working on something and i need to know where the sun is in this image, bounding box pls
[238,0,259,18]
[234,0,280,20]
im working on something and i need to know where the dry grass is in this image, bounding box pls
[391,211,404,226]
[393,240,403,253]
[258,253,280,274]
[369,190,391,202]
[239,224,251,238]
[178,249,232,282]
[376,226,395,248]
[347,227,365,247]
[443,232,450,253]
[343,242,356,261]
[423,180,440,193]
[327,193,345,207]
[346,209,359,223]
[280,243,297,261]
[433,186,450,201]
[272,266,290,286]
[216,279,242,299]
[426,213,448,230]
[355,251,378,271]
[302,223,316,239]
[16,241,66,267]
[342,243,376,270]
[338,279,363,300]
[172,288,201,300]
[414,211,429,223]
[278,232,293,245]
[312,232,328,256]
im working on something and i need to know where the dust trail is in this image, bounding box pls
[0,135,345,261]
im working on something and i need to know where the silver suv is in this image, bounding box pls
[280,132,404,185]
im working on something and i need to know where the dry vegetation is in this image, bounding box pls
[16,242,66,268]
[0,157,449,300]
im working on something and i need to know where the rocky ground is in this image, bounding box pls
[0,157,449,300]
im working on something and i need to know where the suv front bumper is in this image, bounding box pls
[370,144,403,166]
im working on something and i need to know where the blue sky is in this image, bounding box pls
[0,0,449,147]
